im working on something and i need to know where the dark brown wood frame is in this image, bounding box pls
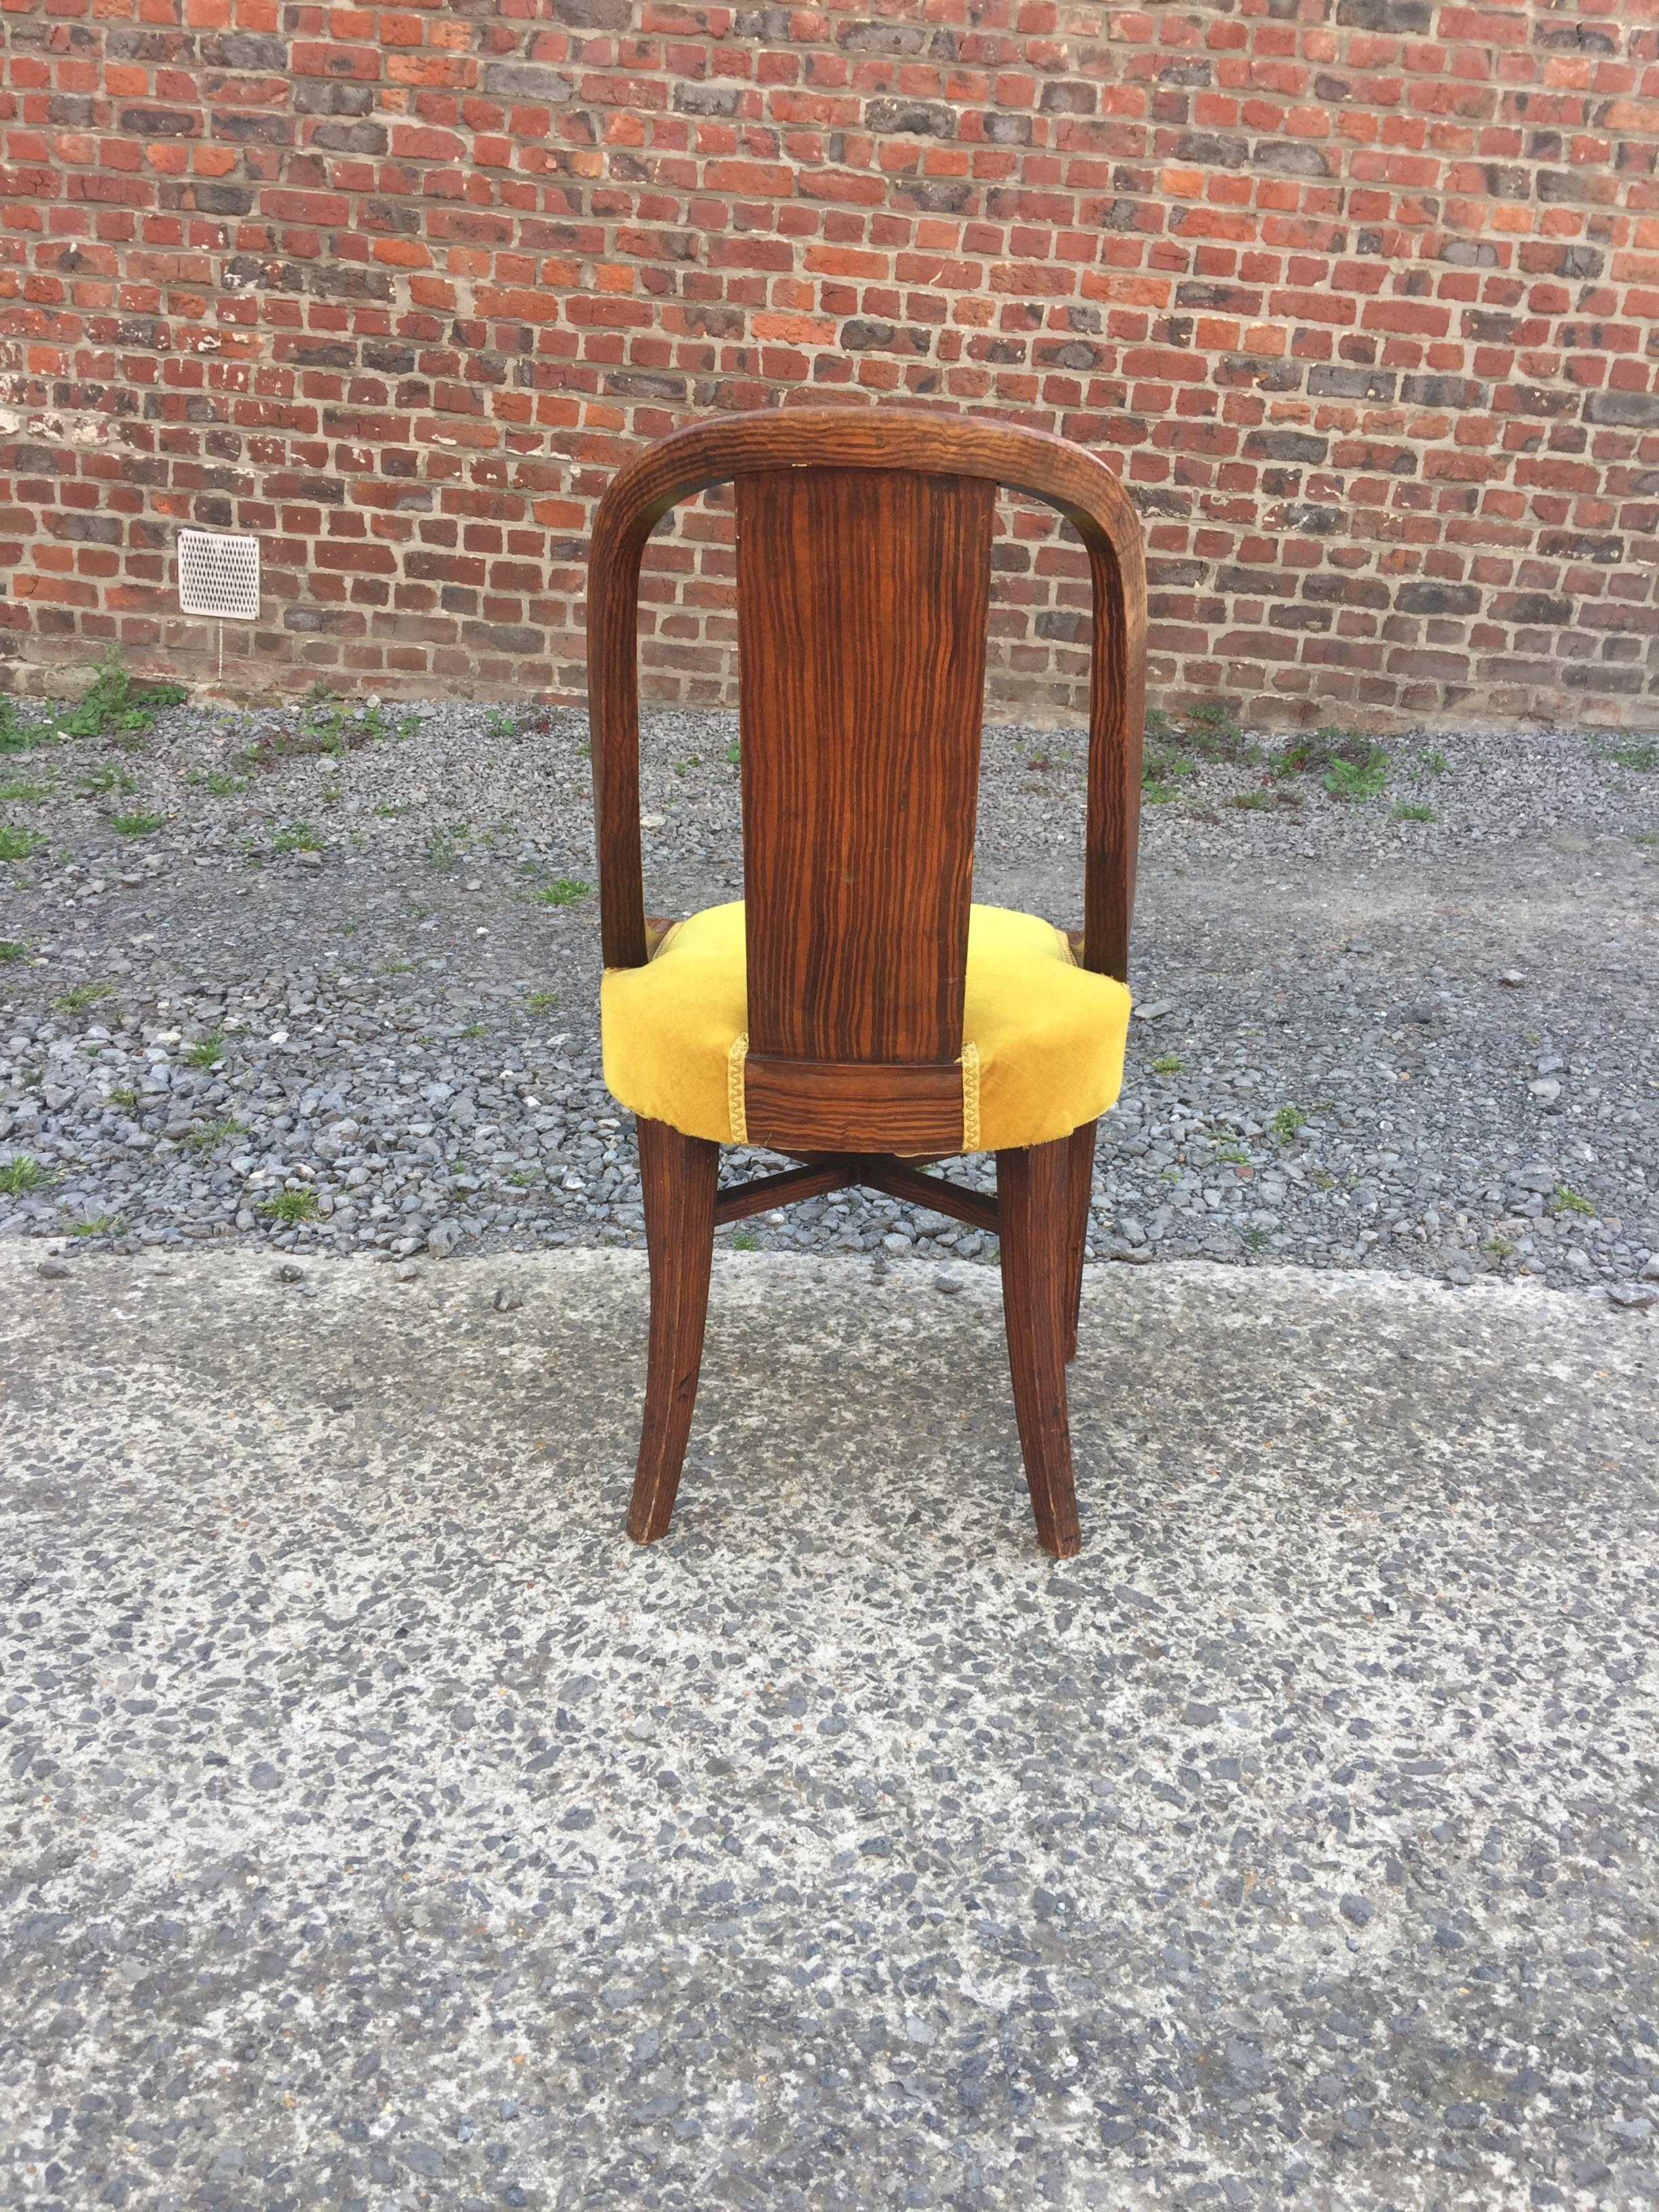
[588,408,1145,1557]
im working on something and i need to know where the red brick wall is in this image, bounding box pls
[1,0,1655,730]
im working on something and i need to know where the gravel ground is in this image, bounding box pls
[0,693,1656,1296]
[2,1243,1655,2211]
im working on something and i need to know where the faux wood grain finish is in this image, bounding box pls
[586,407,1148,1554]
[742,1052,967,1153]
[587,407,1145,984]
[737,466,992,1063]
[860,1157,1000,1235]
[627,1118,720,1544]
[997,1135,1082,1558]
[712,1158,856,1225]
[1062,1119,1097,1364]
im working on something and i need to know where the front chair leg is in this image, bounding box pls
[627,1118,719,1544]
[996,1136,1083,1557]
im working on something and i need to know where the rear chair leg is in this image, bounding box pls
[996,1136,1082,1557]
[627,1118,718,1544]
[1063,1118,1097,1363]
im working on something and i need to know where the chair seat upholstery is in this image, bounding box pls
[602,900,1132,1151]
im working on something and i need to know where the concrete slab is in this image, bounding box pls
[1,1243,1656,2211]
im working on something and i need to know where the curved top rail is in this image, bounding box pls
[589,407,1142,574]
[587,407,1146,981]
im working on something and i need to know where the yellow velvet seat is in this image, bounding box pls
[602,900,1132,1151]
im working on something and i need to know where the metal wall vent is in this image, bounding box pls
[178,529,261,621]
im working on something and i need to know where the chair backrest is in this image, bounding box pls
[588,410,1146,1152]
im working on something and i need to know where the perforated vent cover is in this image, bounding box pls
[178,529,260,621]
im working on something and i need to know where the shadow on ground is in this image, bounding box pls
[1,1244,1656,2210]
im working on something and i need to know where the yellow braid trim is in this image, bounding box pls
[726,1030,749,1143]
[960,1040,981,1151]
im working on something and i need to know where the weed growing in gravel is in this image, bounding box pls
[0,777,52,802]
[674,755,702,775]
[1213,1140,1250,1166]
[200,770,250,796]
[1227,790,1275,811]
[538,877,590,907]
[1150,1053,1184,1075]
[1139,702,1263,804]
[108,1084,139,1109]
[1274,726,1389,801]
[272,820,322,854]
[1269,1105,1309,1142]
[241,689,393,771]
[0,699,57,754]
[189,1114,243,1151]
[0,941,30,962]
[462,1023,488,1038]
[726,738,741,764]
[396,713,422,741]
[1420,750,1449,775]
[376,801,414,818]
[0,1154,48,1195]
[485,709,519,741]
[1553,1186,1596,1216]
[54,982,115,1012]
[525,990,560,1013]
[186,1031,227,1068]
[79,763,140,798]
[69,1213,125,1237]
[1603,740,1659,771]
[58,651,186,743]
[0,823,43,862]
[506,1166,543,1187]
[1240,1227,1271,1251]
[1142,753,1197,803]
[427,825,469,869]
[1325,750,1389,802]
[1181,702,1256,763]
[261,1188,319,1223]
[1483,1236,1515,1259]
[731,1228,759,1250]
[1393,800,1439,822]
[110,811,165,836]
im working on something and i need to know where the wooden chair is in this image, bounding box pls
[588,409,1145,1556]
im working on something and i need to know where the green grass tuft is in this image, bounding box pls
[53,981,115,1012]
[537,876,590,907]
[0,1153,49,1195]
[188,1113,243,1151]
[110,811,165,836]
[261,1187,319,1223]
[79,763,140,798]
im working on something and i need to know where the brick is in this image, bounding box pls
[0,0,1647,733]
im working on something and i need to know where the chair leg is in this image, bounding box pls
[627,1118,719,1544]
[1063,1118,1097,1363]
[996,1136,1082,1558]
